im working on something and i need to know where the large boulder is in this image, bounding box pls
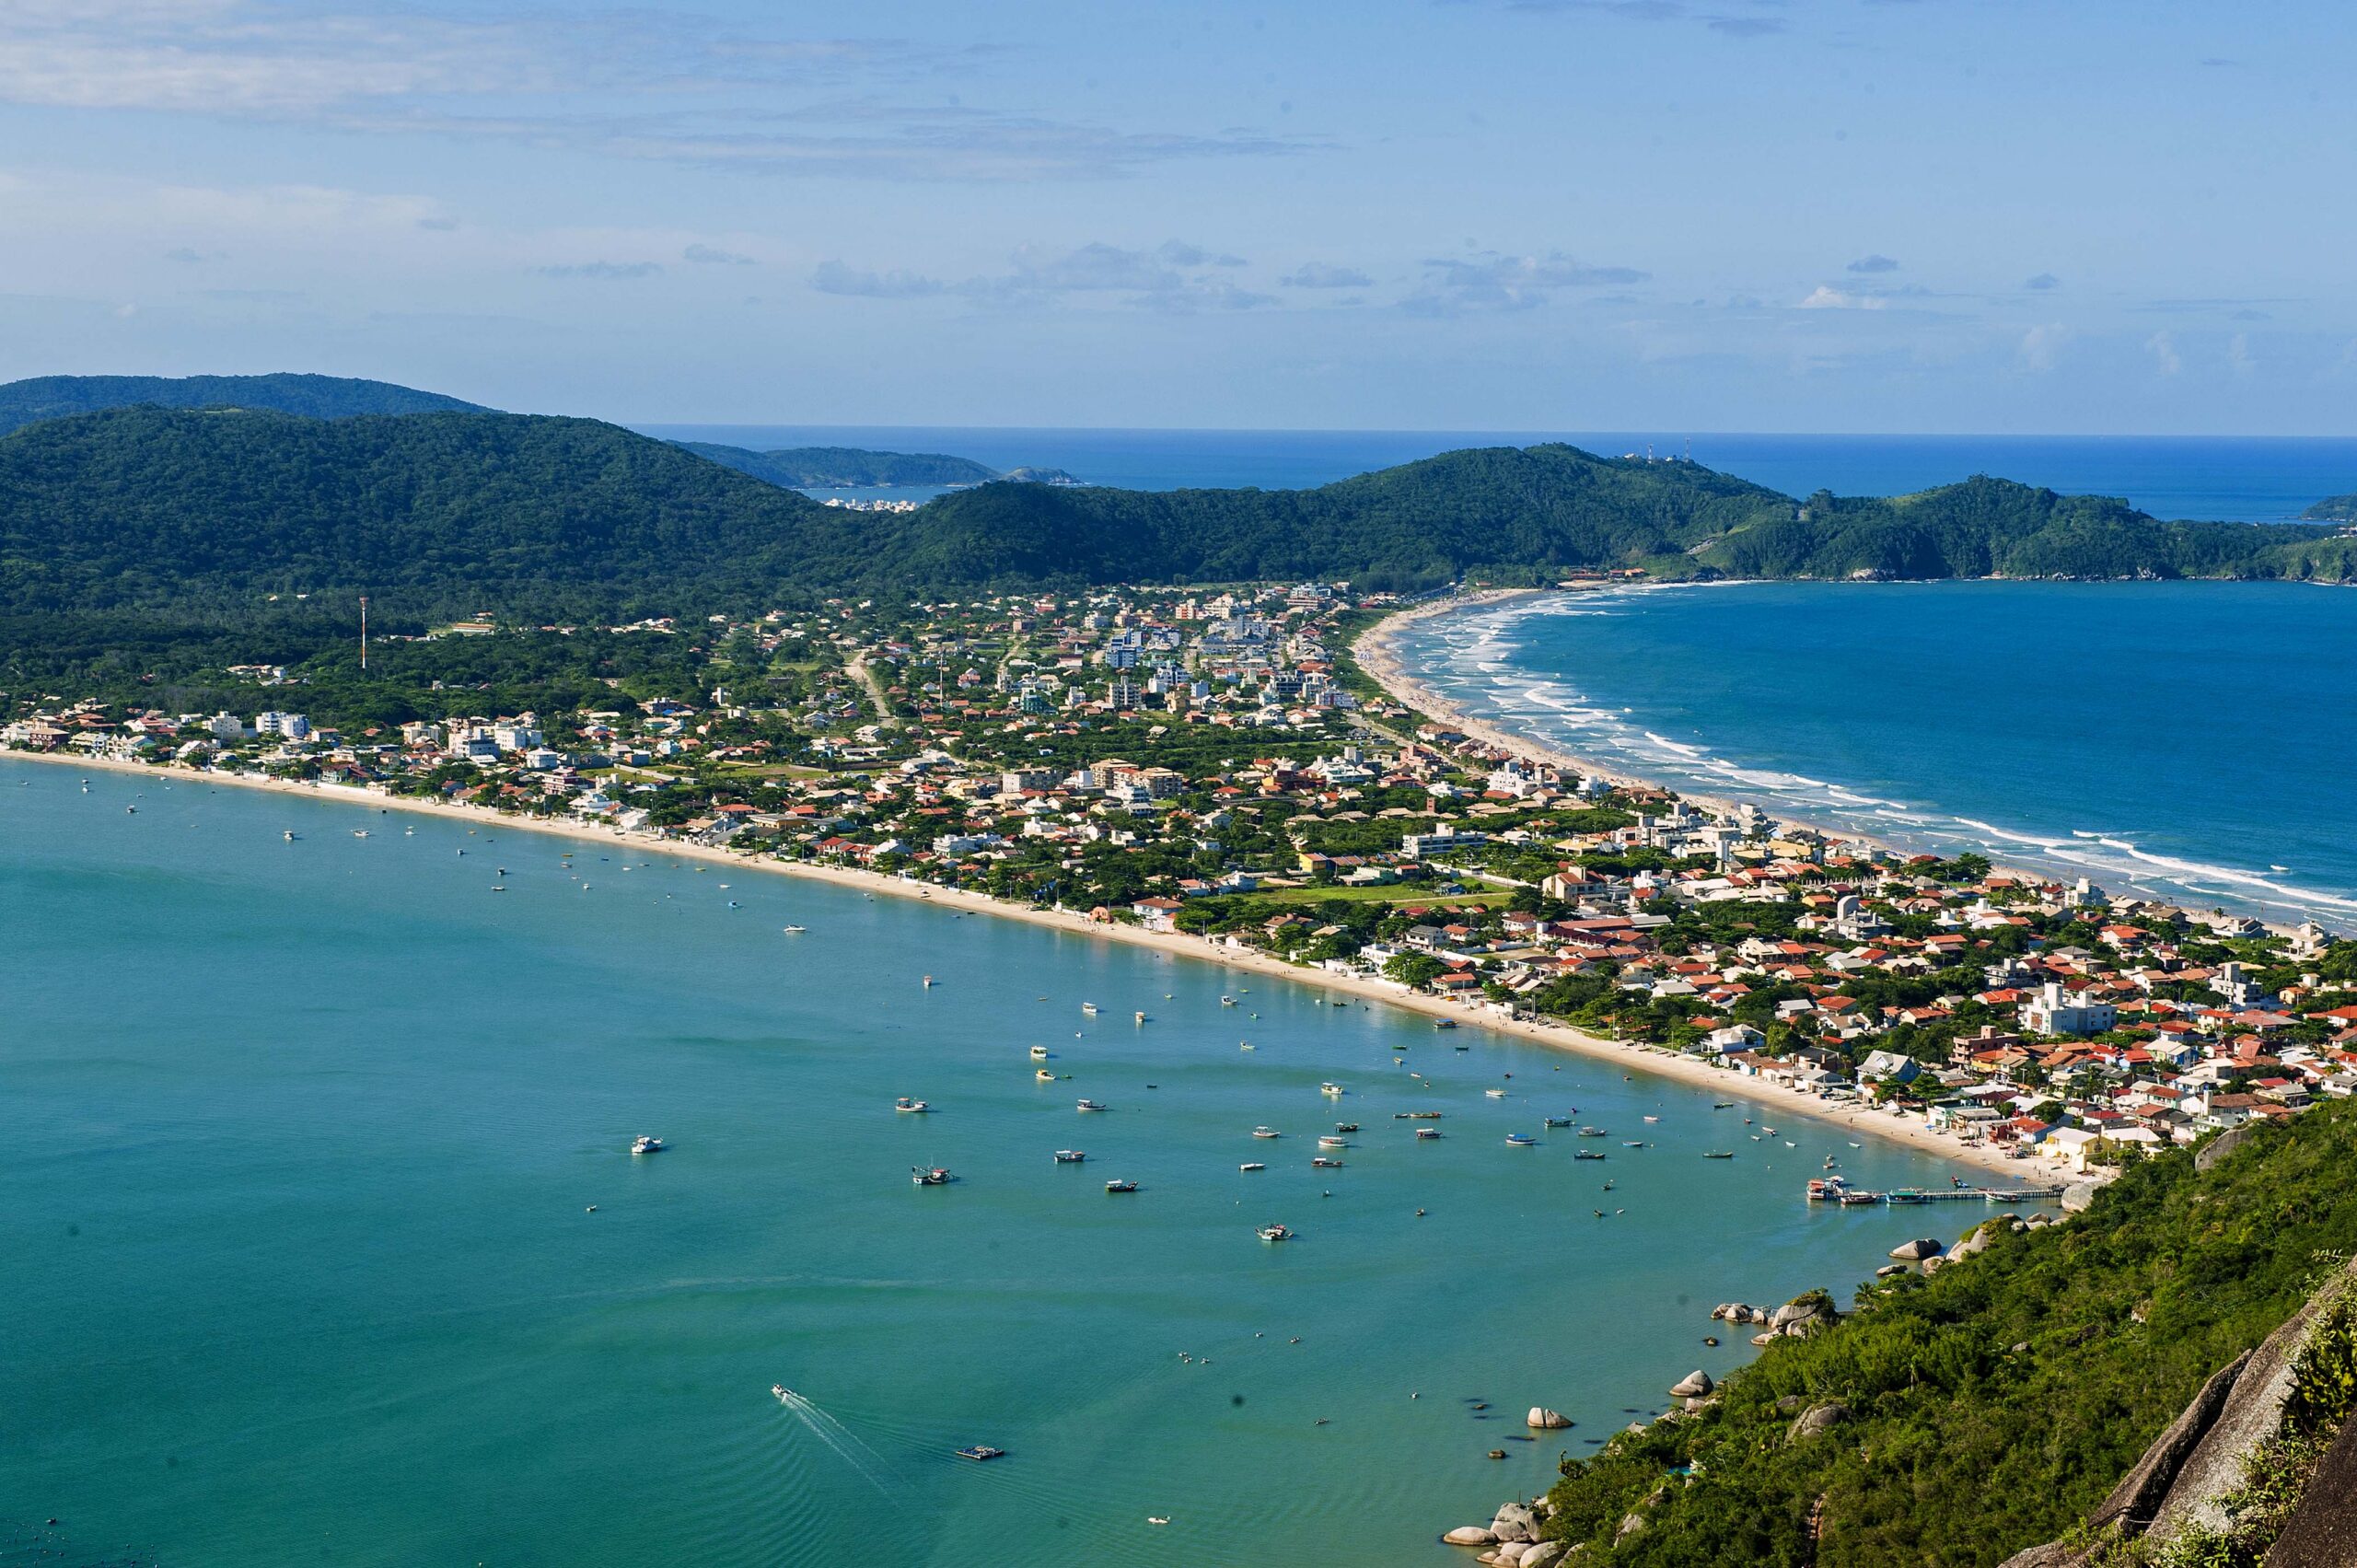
[2061,1179,2101,1214]
[2150,1259,2357,1541]
[2084,1351,2252,1535]
[2265,1405,2357,1566]
[1491,1503,1538,1544]
[2193,1123,2253,1174]
[1787,1400,1851,1443]
[1947,1225,1998,1261]
[1444,1526,1498,1547]
[1888,1237,1944,1260]
[1670,1370,1714,1398]
[1527,1407,1571,1430]
[1520,1543,1566,1568]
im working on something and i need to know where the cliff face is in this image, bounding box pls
[1999,1257,2357,1568]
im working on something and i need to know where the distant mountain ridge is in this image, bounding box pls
[674,440,1074,489]
[4,393,2355,679]
[0,373,488,437]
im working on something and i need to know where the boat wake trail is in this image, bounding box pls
[772,1387,903,1499]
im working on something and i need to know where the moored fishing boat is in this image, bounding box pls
[1053,1149,1086,1163]
[911,1166,953,1186]
[1076,1098,1108,1112]
[1105,1179,1138,1193]
[894,1097,930,1113]
[1504,1132,1538,1146]
[1257,1223,1293,1242]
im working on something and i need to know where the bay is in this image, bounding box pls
[1391,580,2357,930]
[2,761,1972,1567]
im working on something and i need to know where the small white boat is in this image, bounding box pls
[923,975,934,988]
[1221,996,1237,1006]
[1317,1135,1348,1148]
[1081,1003,1099,1016]
[1035,1069,1056,1082]
[911,1166,952,1187]
[1076,1098,1109,1112]
[783,924,807,934]
[1054,1150,1086,1163]
[1252,1126,1282,1139]
[895,1098,930,1113]
[1505,1132,1538,1147]
[1415,1127,1442,1140]
[1319,1082,1344,1097]
[353,830,369,838]
[630,1135,665,1156]
[1104,1179,1138,1193]
[1134,1011,1148,1025]
[1030,1045,1049,1060]
[1239,1161,1266,1172]
[1257,1224,1293,1242]
[1238,1041,1255,1051]
[1311,1156,1342,1168]
[1643,1115,1660,1123]
[1484,1088,1507,1099]
[284,830,297,841]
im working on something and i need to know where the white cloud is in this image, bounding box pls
[1797,285,1886,310]
[2228,331,2256,377]
[0,3,1318,181]
[1280,262,1374,288]
[810,261,946,297]
[1407,250,1649,312]
[683,243,754,266]
[2018,322,2070,372]
[2146,331,2182,376]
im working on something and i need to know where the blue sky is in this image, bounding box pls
[1,0,2350,432]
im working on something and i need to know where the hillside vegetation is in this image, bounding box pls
[0,372,486,436]
[3,404,2353,692]
[1531,1100,2357,1567]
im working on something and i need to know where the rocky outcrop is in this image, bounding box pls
[2149,1259,2357,1540]
[2193,1122,2253,1174]
[1670,1370,1714,1398]
[1444,1525,1497,1546]
[1787,1401,1850,1443]
[1888,1237,1944,1260]
[2082,1352,2251,1534]
[1490,1503,1538,1544]
[1527,1407,1571,1429]
[2266,1411,2357,1567]
[2061,1179,2101,1214]
[1992,1255,2357,1565]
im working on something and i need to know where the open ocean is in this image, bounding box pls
[1387,580,2357,931]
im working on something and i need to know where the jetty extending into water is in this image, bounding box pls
[1808,1177,2065,1206]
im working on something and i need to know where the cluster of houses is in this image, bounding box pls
[10,582,2349,1177]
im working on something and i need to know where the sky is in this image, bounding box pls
[1,0,2352,433]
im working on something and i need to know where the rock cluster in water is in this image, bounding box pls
[1444,1496,1567,1565]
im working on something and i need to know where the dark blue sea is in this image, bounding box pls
[637,425,2357,521]
[1388,581,2357,930]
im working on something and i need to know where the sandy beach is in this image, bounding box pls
[6,743,2034,1179]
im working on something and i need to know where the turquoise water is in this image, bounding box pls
[1392,581,2357,929]
[1,762,1981,1567]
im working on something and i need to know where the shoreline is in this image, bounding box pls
[3,745,2029,1179]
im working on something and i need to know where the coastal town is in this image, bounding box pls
[8,584,2352,1179]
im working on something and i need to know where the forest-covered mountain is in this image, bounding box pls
[2,403,2351,670]
[0,373,487,436]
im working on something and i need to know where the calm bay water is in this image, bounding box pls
[0,762,1972,1568]
[1392,581,2357,930]
[637,425,2357,522]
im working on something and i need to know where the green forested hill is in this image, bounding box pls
[1,407,2350,677]
[0,373,487,436]
[673,441,1001,488]
[0,407,868,624]
[1536,1100,2357,1567]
